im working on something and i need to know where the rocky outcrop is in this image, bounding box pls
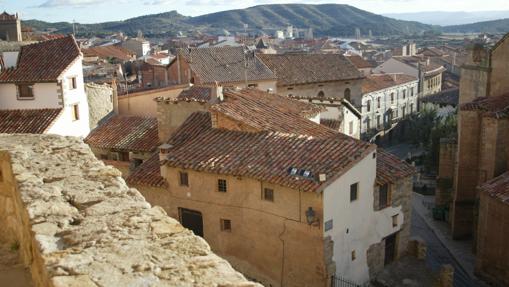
[0,134,260,287]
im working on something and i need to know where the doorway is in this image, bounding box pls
[179,208,204,237]
[384,232,398,265]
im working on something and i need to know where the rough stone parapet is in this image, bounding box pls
[0,134,260,287]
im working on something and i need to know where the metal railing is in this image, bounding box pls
[330,275,369,287]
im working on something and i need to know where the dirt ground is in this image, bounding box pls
[0,243,32,287]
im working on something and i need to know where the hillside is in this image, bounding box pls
[385,11,509,26]
[442,18,509,34]
[22,4,432,37]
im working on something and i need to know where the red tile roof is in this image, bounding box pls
[0,35,81,83]
[479,172,509,205]
[376,149,416,186]
[320,118,342,130]
[362,74,417,94]
[177,47,276,84]
[210,89,332,138]
[258,53,363,86]
[84,115,159,152]
[163,112,375,192]
[126,153,167,188]
[176,86,212,103]
[460,93,509,118]
[0,109,62,134]
[82,45,135,61]
[346,55,375,69]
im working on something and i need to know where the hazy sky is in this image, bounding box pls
[4,0,509,23]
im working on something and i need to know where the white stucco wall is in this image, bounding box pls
[0,82,61,109]
[360,80,419,135]
[341,106,360,139]
[323,152,404,284]
[3,51,19,68]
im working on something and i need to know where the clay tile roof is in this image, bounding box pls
[258,53,363,86]
[85,115,159,152]
[178,46,276,84]
[421,88,459,106]
[176,86,211,103]
[0,35,81,83]
[362,74,417,94]
[320,118,341,130]
[460,93,509,118]
[82,45,135,61]
[478,172,509,204]
[376,149,416,186]
[211,89,332,138]
[126,153,167,188]
[346,55,374,69]
[0,109,62,134]
[163,111,375,192]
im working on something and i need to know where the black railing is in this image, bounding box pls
[330,275,368,287]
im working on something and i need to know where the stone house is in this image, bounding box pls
[84,115,159,176]
[360,74,419,141]
[258,53,365,138]
[127,88,415,287]
[0,35,90,137]
[373,56,446,101]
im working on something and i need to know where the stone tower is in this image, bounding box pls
[0,11,22,42]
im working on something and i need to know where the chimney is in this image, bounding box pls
[210,81,223,103]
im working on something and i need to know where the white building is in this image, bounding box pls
[121,38,150,58]
[360,74,419,140]
[0,35,90,137]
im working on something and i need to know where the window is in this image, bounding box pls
[247,83,258,88]
[392,214,398,227]
[217,179,227,192]
[402,106,406,117]
[179,171,189,186]
[366,117,371,130]
[390,93,394,104]
[262,188,274,202]
[376,115,381,128]
[410,103,414,113]
[220,219,232,232]
[366,100,371,112]
[377,97,381,109]
[351,250,356,261]
[287,87,294,91]
[133,158,143,168]
[379,184,389,209]
[71,104,80,121]
[350,183,358,202]
[349,121,354,135]
[69,77,77,90]
[344,88,351,101]
[403,90,406,99]
[17,84,34,99]
[411,88,414,97]
[317,91,325,98]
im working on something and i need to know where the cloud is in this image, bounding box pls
[38,0,109,8]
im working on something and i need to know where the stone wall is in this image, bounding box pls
[156,100,209,142]
[436,139,457,207]
[0,134,260,287]
[85,83,113,130]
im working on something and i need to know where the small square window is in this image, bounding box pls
[69,77,77,90]
[72,104,80,121]
[179,171,189,186]
[351,250,356,261]
[350,183,358,202]
[392,214,398,227]
[218,179,227,192]
[17,84,34,99]
[372,152,376,159]
[220,219,231,232]
[262,188,274,202]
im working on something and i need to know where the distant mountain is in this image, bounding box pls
[385,11,509,26]
[22,4,433,37]
[443,18,509,34]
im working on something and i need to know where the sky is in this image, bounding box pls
[3,0,509,23]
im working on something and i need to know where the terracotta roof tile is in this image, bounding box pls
[362,74,417,94]
[126,153,167,188]
[0,35,81,83]
[178,47,275,84]
[478,172,509,204]
[258,53,363,86]
[163,112,375,192]
[85,115,159,152]
[320,118,341,130]
[376,149,416,186]
[346,55,375,69]
[176,86,212,103]
[0,109,62,134]
[211,89,332,138]
[82,45,135,61]
[460,93,509,118]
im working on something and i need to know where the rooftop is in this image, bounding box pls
[461,93,509,118]
[376,149,416,186]
[177,46,276,85]
[362,74,417,94]
[84,115,159,152]
[0,109,62,134]
[421,88,459,106]
[258,53,363,86]
[346,55,375,69]
[126,153,167,188]
[0,35,81,83]
[479,172,509,204]
[82,45,135,61]
[175,86,212,103]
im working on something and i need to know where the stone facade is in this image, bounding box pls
[0,134,260,287]
[436,138,457,207]
[0,12,22,42]
[85,83,113,130]
[156,100,209,142]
